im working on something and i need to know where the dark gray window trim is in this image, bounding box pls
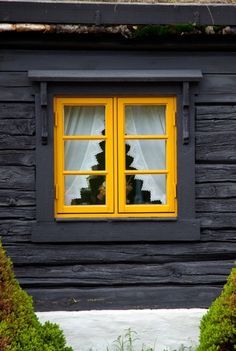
[30,69,201,242]
[28,70,203,82]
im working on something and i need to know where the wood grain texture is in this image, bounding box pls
[201,229,236,242]
[0,207,35,220]
[0,72,30,87]
[0,166,35,189]
[199,75,236,94]
[0,135,35,150]
[0,87,34,102]
[196,165,236,183]
[14,260,234,286]
[196,119,236,133]
[0,103,34,119]
[0,119,35,136]
[0,220,33,243]
[199,212,236,228]
[196,132,236,162]
[28,286,222,311]
[6,242,236,266]
[0,150,35,166]
[196,182,236,198]
[0,189,35,206]
[196,199,236,212]
[196,105,236,119]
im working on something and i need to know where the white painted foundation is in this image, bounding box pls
[37,309,206,351]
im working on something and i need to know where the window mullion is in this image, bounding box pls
[113,97,118,215]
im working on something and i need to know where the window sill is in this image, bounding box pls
[32,219,200,242]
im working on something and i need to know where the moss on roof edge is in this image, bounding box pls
[1,23,236,38]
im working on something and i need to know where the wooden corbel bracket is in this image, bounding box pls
[182,81,190,145]
[40,82,48,145]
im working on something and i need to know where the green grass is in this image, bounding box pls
[104,328,196,351]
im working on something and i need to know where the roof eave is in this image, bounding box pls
[1,1,236,26]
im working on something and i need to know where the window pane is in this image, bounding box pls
[65,175,106,206]
[64,106,105,136]
[125,105,166,135]
[125,140,166,170]
[64,140,105,171]
[126,174,166,205]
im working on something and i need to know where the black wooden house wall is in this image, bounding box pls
[0,37,236,311]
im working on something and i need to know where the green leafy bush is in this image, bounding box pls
[0,241,73,351]
[196,267,236,351]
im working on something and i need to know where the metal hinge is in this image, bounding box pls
[174,111,177,126]
[174,183,177,198]
[55,184,59,200]
[54,111,58,127]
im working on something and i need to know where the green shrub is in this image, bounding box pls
[0,241,73,351]
[196,267,236,351]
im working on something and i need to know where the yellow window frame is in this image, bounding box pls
[54,97,114,215]
[54,96,177,218]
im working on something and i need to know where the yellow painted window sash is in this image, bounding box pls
[117,97,177,214]
[54,97,114,215]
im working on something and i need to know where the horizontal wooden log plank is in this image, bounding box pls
[2,51,236,73]
[28,286,222,311]
[195,94,236,104]
[196,119,236,133]
[196,164,236,183]
[199,75,236,94]
[196,105,236,119]
[1,234,30,244]
[196,132,236,162]
[0,87,34,102]
[0,150,35,166]
[0,103,34,119]
[0,189,35,206]
[0,119,35,136]
[0,134,35,150]
[0,220,33,243]
[0,220,33,235]
[196,182,236,198]
[0,207,35,220]
[201,229,236,242]
[0,166,35,190]
[14,260,234,287]
[199,212,236,228]
[0,72,30,87]
[0,219,34,239]
[196,199,236,213]
[6,242,236,266]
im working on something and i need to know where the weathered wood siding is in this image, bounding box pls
[0,47,236,311]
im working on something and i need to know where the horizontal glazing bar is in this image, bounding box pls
[124,135,168,140]
[63,135,107,140]
[63,170,107,176]
[125,170,168,175]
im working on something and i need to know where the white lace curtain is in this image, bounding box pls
[64,105,166,205]
[64,106,105,205]
[125,106,166,203]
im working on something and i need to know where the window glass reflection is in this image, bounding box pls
[125,105,166,135]
[65,175,106,206]
[64,106,105,135]
[126,175,166,205]
[64,140,105,171]
[125,140,166,170]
